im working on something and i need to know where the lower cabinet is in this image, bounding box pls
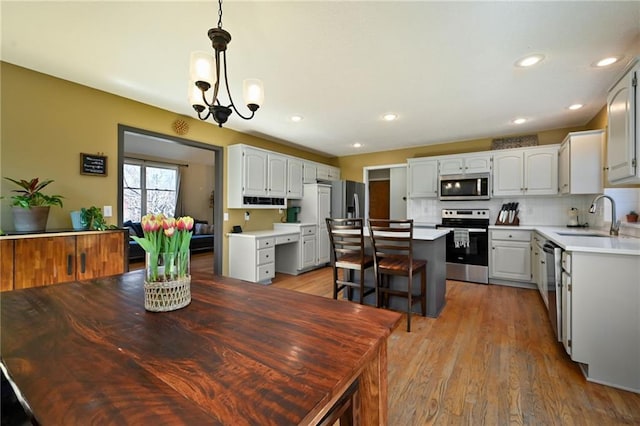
[489,229,532,283]
[301,227,317,270]
[229,235,276,284]
[1,230,127,291]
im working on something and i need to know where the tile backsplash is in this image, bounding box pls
[408,188,640,229]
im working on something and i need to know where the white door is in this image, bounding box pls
[490,241,531,281]
[561,270,572,356]
[267,154,287,197]
[524,148,557,195]
[607,64,637,182]
[302,235,316,268]
[287,158,303,199]
[243,147,268,196]
[558,142,570,194]
[389,166,407,220]
[407,159,438,198]
[439,158,464,175]
[492,152,523,196]
[464,154,492,174]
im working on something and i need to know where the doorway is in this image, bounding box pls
[117,124,223,275]
[363,164,407,221]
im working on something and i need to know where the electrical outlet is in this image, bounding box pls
[103,205,112,217]
[223,212,229,221]
[244,211,250,221]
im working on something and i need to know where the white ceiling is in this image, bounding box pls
[2,1,639,157]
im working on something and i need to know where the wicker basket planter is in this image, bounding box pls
[144,277,191,312]
[144,251,191,312]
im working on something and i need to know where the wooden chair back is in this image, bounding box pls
[368,219,416,273]
[326,218,367,268]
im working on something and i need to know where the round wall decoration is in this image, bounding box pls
[172,119,190,135]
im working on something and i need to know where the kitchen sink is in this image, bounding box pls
[556,232,610,238]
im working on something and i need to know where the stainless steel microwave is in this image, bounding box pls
[439,173,490,201]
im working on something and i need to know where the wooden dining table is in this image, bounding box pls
[0,270,401,425]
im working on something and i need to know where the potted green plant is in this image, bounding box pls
[4,177,63,232]
[80,206,110,230]
[626,210,638,223]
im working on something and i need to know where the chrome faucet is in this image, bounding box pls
[589,194,619,236]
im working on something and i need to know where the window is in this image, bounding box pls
[123,159,178,222]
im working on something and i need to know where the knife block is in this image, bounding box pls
[495,214,520,226]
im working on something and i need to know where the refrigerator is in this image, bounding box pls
[330,180,365,219]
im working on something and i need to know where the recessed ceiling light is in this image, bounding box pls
[290,115,303,122]
[594,56,623,67]
[352,142,363,148]
[383,113,398,121]
[515,54,545,68]
[512,118,527,125]
[568,104,583,110]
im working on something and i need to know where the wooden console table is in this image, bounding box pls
[1,270,400,424]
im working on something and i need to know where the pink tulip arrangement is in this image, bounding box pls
[132,213,194,282]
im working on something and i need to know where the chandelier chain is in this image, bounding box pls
[217,0,223,28]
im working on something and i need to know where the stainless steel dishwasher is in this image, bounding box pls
[543,241,563,342]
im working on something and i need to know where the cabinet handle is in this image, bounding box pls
[81,252,86,273]
[67,254,73,275]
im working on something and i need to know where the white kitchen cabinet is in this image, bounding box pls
[565,250,639,392]
[439,153,491,175]
[559,130,604,195]
[298,184,331,266]
[273,224,317,273]
[286,157,303,199]
[303,161,317,184]
[493,146,558,197]
[267,153,287,198]
[301,232,317,269]
[316,164,341,181]
[489,229,532,282]
[228,234,276,284]
[228,144,287,208]
[607,58,639,184]
[407,158,438,198]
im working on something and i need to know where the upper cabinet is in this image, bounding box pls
[407,158,438,198]
[607,58,639,184]
[316,164,340,181]
[287,158,304,199]
[559,130,604,195]
[439,153,491,175]
[228,145,288,208]
[493,146,558,197]
[303,161,317,184]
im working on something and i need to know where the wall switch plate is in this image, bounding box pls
[244,211,250,221]
[103,205,112,217]
[224,212,229,221]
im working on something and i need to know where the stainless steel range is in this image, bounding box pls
[436,209,490,284]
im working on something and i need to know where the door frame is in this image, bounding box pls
[363,163,407,222]
[117,124,224,275]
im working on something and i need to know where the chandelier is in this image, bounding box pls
[189,0,264,127]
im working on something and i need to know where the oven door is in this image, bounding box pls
[436,226,489,284]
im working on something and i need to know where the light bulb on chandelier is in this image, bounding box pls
[188,0,264,127]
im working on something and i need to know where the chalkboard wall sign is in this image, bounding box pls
[80,153,107,176]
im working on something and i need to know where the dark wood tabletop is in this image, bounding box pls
[1,270,401,425]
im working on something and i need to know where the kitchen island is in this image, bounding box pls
[351,227,449,318]
[1,270,401,424]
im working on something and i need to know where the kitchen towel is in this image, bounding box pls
[454,229,470,248]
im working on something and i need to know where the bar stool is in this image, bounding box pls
[326,218,376,304]
[368,219,427,332]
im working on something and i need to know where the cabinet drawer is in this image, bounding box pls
[257,238,275,249]
[257,263,275,281]
[301,226,316,236]
[276,234,299,245]
[491,229,531,242]
[257,247,275,265]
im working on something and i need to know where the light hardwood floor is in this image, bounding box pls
[187,253,640,424]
